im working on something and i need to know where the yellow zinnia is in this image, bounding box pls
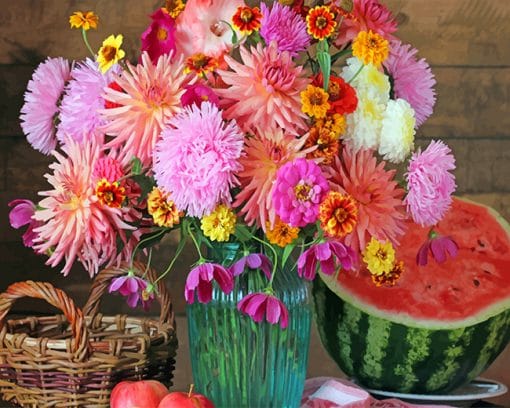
[362,237,395,276]
[352,30,389,67]
[164,0,185,18]
[69,11,99,31]
[147,187,181,228]
[97,34,125,73]
[301,85,330,119]
[201,205,237,242]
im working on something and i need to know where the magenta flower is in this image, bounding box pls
[273,158,329,227]
[185,263,234,304]
[109,274,151,309]
[404,140,456,227]
[181,83,220,108]
[237,292,289,329]
[141,8,176,63]
[297,241,356,281]
[8,199,42,248]
[260,3,310,58]
[229,253,272,279]
[417,233,458,266]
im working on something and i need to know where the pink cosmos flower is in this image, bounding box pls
[185,263,234,304]
[404,140,456,227]
[384,40,436,127]
[8,199,42,248]
[333,0,397,48]
[260,3,311,57]
[20,57,71,154]
[297,241,357,281]
[272,158,329,228]
[109,273,153,310]
[237,292,289,329]
[180,83,220,108]
[153,102,244,217]
[141,8,177,63]
[417,233,458,266]
[229,253,272,279]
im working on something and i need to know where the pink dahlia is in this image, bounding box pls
[141,8,177,63]
[185,262,234,304]
[58,59,119,145]
[237,292,289,329]
[20,57,71,154]
[217,42,309,135]
[101,52,189,167]
[327,147,406,253]
[273,158,329,227]
[404,140,456,227]
[8,199,42,248]
[153,102,244,217]
[333,0,397,48]
[384,40,436,127]
[32,139,134,276]
[233,128,312,229]
[260,3,311,58]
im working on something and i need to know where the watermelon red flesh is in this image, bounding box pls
[329,197,510,327]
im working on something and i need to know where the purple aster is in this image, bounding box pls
[237,292,289,329]
[185,262,234,304]
[8,199,42,248]
[297,241,357,281]
[272,158,329,228]
[57,59,119,144]
[229,253,272,279]
[260,3,311,58]
[384,40,436,128]
[20,57,71,154]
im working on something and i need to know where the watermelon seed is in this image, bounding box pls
[426,284,432,290]
[473,279,480,287]
[483,269,492,275]
[477,239,485,247]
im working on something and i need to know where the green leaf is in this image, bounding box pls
[138,229,167,249]
[317,50,332,91]
[131,174,155,204]
[234,223,254,243]
[282,242,298,268]
[130,157,143,175]
[331,48,352,65]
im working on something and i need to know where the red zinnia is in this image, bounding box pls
[232,6,263,35]
[313,74,358,115]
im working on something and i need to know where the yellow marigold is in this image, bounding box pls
[95,178,125,208]
[306,6,337,40]
[97,34,125,74]
[362,237,395,276]
[69,11,99,31]
[184,53,219,76]
[319,192,358,238]
[320,113,346,136]
[201,205,237,242]
[147,187,182,228]
[164,0,185,18]
[372,260,404,287]
[352,30,389,67]
[265,218,300,247]
[301,85,330,119]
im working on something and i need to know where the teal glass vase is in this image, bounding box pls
[186,242,312,408]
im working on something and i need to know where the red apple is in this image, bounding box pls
[158,385,215,408]
[110,380,169,408]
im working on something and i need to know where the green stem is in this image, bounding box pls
[81,28,95,58]
[142,248,153,279]
[188,221,205,262]
[154,232,188,284]
[130,228,166,267]
[250,235,278,287]
[348,64,364,84]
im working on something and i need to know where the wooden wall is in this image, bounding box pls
[0,0,509,403]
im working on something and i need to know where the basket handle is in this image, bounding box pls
[0,280,89,361]
[82,261,175,326]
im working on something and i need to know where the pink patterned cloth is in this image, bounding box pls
[301,378,454,408]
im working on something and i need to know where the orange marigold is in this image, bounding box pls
[232,6,263,35]
[319,192,358,238]
[95,178,126,208]
[69,11,99,31]
[352,30,389,67]
[371,260,404,287]
[164,0,185,18]
[266,218,300,247]
[305,122,341,165]
[301,85,330,119]
[306,6,336,40]
[147,187,182,228]
[184,53,218,76]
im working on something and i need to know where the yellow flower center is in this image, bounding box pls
[295,183,312,201]
[157,27,168,41]
[310,91,326,106]
[334,207,348,223]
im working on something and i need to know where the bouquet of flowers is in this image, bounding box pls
[9,0,456,328]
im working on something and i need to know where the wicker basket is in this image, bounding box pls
[0,262,177,407]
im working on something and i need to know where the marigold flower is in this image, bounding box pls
[352,30,389,67]
[147,187,181,228]
[305,114,345,164]
[301,85,330,119]
[97,34,125,73]
[316,74,358,115]
[232,6,263,35]
[95,178,126,208]
[164,0,185,18]
[184,53,218,76]
[200,205,237,242]
[319,192,358,238]
[306,6,337,40]
[69,11,99,31]
[371,260,404,286]
[265,218,300,247]
[362,237,395,276]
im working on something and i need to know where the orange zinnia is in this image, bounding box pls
[232,6,263,35]
[95,178,126,208]
[266,217,300,247]
[184,53,218,76]
[306,6,336,40]
[319,192,358,238]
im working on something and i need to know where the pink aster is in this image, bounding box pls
[153,102,243,217]
[8,199,42,248]
[101,52,189,167]
[237,292,289,329]
[417,232,458,266]
[229,253,272,279]
[384,40,436,127]
[57,59,119,145]
[216,42,309,135]
[273,158,329,228]
[180,82,219,108]
[297,241,357,281]
[260,3,311,58]
[141,8,177,63]
[32,139,135,276]
[333,0,397,48]
[20,57,71,154]
[404,140,456,227]
[185,262,234,304]
[327,147,407,253]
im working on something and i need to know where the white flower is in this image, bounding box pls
[342,57,390,104]
[378,98,416,163]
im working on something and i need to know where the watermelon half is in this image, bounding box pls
[313,197,510,394]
